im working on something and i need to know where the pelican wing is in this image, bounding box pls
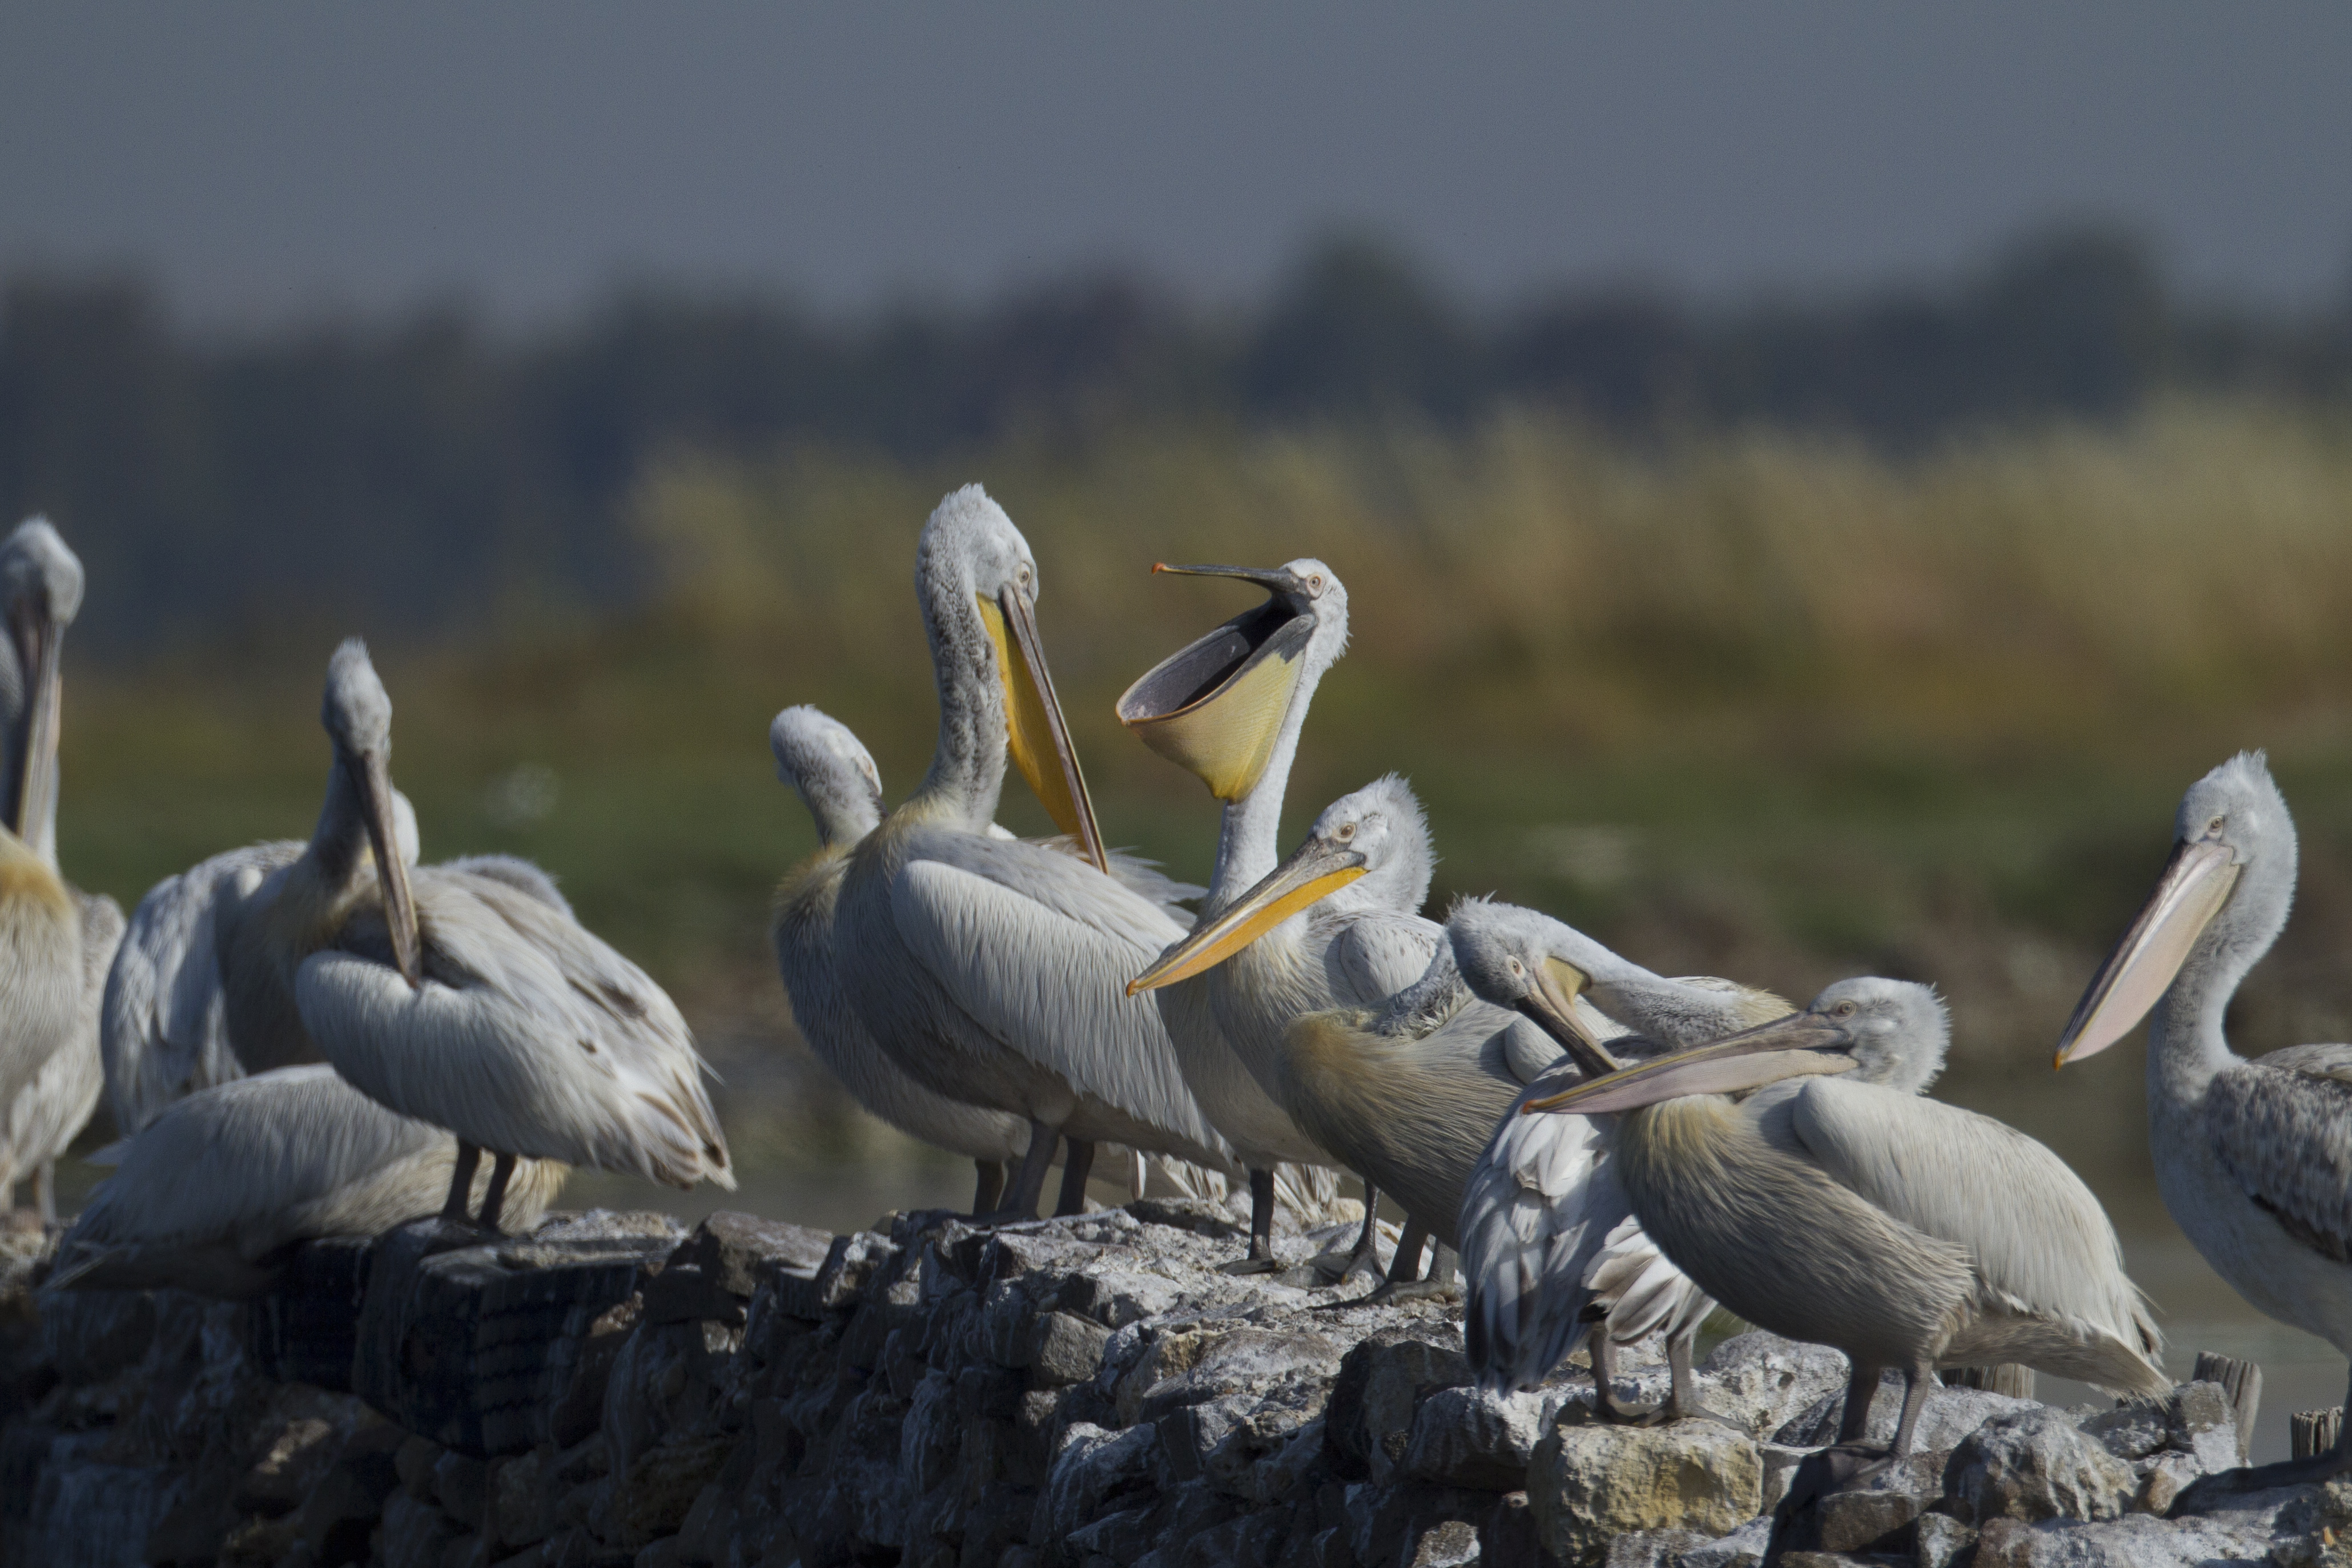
[888,831,1228,1157]
[2205,1045,2352,1267]
[296,870,731,1188]
[1026,833,1207,923]
[439,854,574,919]
[1460,1069,1627,1390]
[1322,910,1441,1008]
[1788,1078,2162,1378]
[102,842,301,1134]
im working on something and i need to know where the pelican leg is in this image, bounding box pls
[1313,1217,1444,1309]
[995,1120,1060,1222]
[1661,1322,1738,1428]
[1216,1168,1284,1276]
[477,1153,517,1235]
[442,1142,484,1223]
[1886,1361,1938,1459]
[1835,1360,1884,1445]
[2170,1362,2352,1514]
[1589,1330,1670,1425]
[33,1161,56,1228]
[1053,1139,1096,1217]
[1309,1181,1386,1285]
[970,1160,1007,1217]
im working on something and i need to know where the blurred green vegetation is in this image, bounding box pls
[46,397,2352,1209]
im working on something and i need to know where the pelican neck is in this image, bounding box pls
[907,560,1007,833]
[306,754,375,889]
[2146,890,2266,1109]
[1205,646,1324,914]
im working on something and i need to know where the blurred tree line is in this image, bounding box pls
[3,224,2347,654]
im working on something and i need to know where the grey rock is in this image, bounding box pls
[1526,1418,1763,1568]
[1970,1510,2280,1567]
[1755,1443,1815,1514]
[1671,1515,1770,1568]
[1137,1327,1343,1425]
[2081,1401,2169,1462]
[376,1489,463,1568]
[1698,1333,1853,1441]
[1402,1384,1574,1493]
[1327,1327,1473,1484]
[1037,1422,1160,1546]
[432,1447,491,1530]
[2160,1381,2241,1474]
[668,1211,833,1299]
[1032,1311,1115,1388]
[1944,1408,2136,1526]
[1341,1481,1494,1568]
[1913,1512,1977,1568]
[1603,1527,1708,1568]
[1773,1376,2036,1452]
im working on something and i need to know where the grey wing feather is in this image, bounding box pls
[889,832,1229,1161]
[2206,1046,2352,1266]
[1790,1078,2163,1378]
[102,842,303,1135]
[1322,911,1442,1008]
[0,892,122,1181]
[439,854,574,919]
[1025,833,1207,922]
[296,870,732,1189]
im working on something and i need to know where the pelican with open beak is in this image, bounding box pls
[1515,979,2165,1462]
[835,487,1234,1221]
[1115,560,1393,1273]
[2054,751,2352,1500]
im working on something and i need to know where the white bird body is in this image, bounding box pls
[102,841,303,1132]
[50,1064,565,1297]
[1537,978,2165,1455]
[836,488,1234,1217]
[216,640,730,1225]
[2,890,122,1208]
[2057,753,2352,1483]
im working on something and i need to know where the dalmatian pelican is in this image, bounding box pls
[215,640,731,1230]
[1523,977,2167,1465]
[1447,897,1795,1420]
[0,518,123,1221]
[49,1064,565,1297]
[1119,561,1387,1275]
[2057,751,2352,1494]
[834,488,1233,1221]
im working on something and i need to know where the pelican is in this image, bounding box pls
[0,518,123,1221]
[1519,977,2167,1464]
[1447,897,1795,1420]
[48,1064,565,1297]
[2057,751,2352,1490]
[216,639,731,1231]
[1120,561,1386,1274]
[834,487,1233,1221]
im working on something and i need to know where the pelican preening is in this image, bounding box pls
[0,520,122,1222]
[1519,977,2166,1462]
[1121,560,1380,1274]
[835,488,1234,1222]
[51,1064,565,1297]
[2057,752,2352,1491]
[217,640,730,1231]
[1447,898,1793,1421]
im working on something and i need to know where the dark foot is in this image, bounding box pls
[2169,1451,2352,1515]
[1302,1240,1385,1286]
[1784,1442,1894,1505]
[1311,1277,1460,1311]
[1217,1252,1284,1276]
[421,1215,502,1255]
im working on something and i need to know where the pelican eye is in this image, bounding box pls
[1505,955,1526,978]
[2206,814,2227,837]
[1832,1000,1857,1019]
[1308,573,1326,594]
[1333,821,1356,841]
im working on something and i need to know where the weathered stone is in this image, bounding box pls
[549,1297,643,1451]
[2161,1381,2241,1473]
[1788,1450,1945,1555]
[641,1264,748,1329]
[610,1436,737,1551]
[1341,1481,1493,1568]
[1600,1527,1707,1568]
[1326,1328,1472,1484]
[1672,1516,1770,1568]
[1772,1375,2034,1451]
[1972,1510,2286,1567]
[399,1435,447,1501]
[1913,1511,1977,1568]
[1527,1418,1761,1568]
[1032,1312,1115,1388]
[377,1489,464,1568]
[234,1416,342,1517]
[1696,1333,1853,1441]
[1137,1328,1344,1425]
[490,1447,551,1550]
[433,1448,492,1531]
[2131,1450,2202,1515]
[669,1212,833,1301]
[1755,1443,1814,1514]
[1401,1384,1572,1492]
[1036,1422,1161,1547]
[1943,1408,2136,1526]
[2081,1400,2169,1462]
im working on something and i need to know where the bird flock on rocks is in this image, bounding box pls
[7,484,2352,1498]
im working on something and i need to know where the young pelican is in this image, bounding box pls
[1121,562,1389,1273]
[216,640,732,1230]
[1522,978,2167,1464]
[2057,751,2352,1493]
[0,520,123,1220]
[49,1064,565,1297]
[1448,897,1795,1419]
[835,488,1233,1220]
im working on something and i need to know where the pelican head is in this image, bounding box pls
[918,486,1106,871]
[1117,558,1348,804]
[1517,976,1943,1115]
[0,518,83,854]
[1127,773,1429,995]
[1445,896,1625,1076]
[770,705,885,848]
[320,639,421,988]
[2056,751,2294,1068]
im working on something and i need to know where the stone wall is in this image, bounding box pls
[0,1202,2343,1568]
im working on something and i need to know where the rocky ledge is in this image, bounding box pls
[0,1200,2343,1568]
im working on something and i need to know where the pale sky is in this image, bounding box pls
[4,3,2348,326]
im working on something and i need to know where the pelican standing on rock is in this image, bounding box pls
[2057,751,2352,1491]
[216,640,730,1230]
[1120,561,1384,1274]
[835,488,1233,1220]
[1448,898,1798,1417]
[1517,976,2167,1464]
[0,519,124,1221]
[49,1064,565,1296]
